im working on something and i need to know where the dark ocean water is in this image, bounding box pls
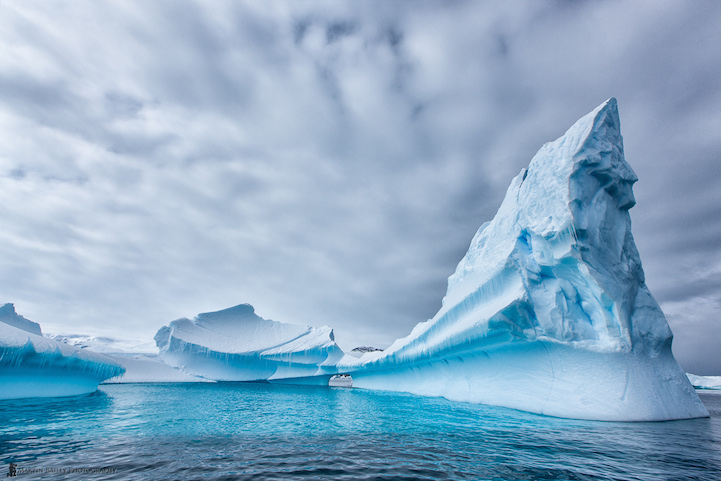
[1,383,719,480]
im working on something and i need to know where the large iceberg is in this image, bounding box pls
[154,304,344,382]
[338,99,708,421]
[0,304,124,399]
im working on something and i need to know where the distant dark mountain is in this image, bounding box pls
[351,346,383,354]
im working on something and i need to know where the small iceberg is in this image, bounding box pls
[687,373,721,390]
[336,99,708,421]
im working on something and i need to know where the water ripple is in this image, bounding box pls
[0,384,719,480]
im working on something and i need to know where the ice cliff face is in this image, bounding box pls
[0,304,124,399]
[340,99,708,421]
[155,304,344,381]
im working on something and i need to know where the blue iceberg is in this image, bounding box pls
[0,304,124,399]
[337,98,707,421]
[154,304,344,382]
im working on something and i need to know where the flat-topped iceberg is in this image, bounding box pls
[338,99,708,421]
[0,304,124,399]
[687,374,721,390]
[154,304,344,382]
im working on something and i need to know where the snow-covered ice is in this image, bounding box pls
[0,304,124,399]
[154,304,344,382]
[337,99,708,421]
[102,355,213,383]
[46,334,158,355]
[687,373,721,390]
[46,334,210,383]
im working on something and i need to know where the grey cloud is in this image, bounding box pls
[0,1,720,372]
[325,21,357,44]
[104,92,143,119]
[665,295,721,375]
[8,169,26,180]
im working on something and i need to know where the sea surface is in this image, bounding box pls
[1,383,720,480]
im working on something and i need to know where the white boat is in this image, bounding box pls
[329,374,353,388]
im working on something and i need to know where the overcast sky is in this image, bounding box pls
[1,1,719,374]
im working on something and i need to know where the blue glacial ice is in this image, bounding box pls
[336,98,708,421]
[0,304,124,399]
[154,304,344,382]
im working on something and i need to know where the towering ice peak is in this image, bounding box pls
[340,99,707,421]
[0,303,42,336]
[155,303,344,381]
[449,99,629,290]
[429,98,660,354]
